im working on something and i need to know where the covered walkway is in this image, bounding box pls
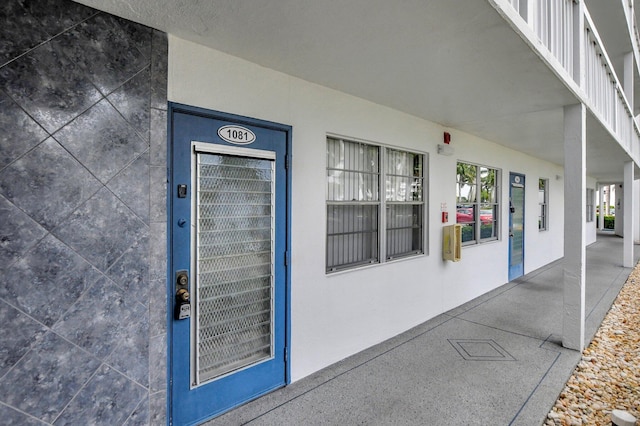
[205,233,639,425]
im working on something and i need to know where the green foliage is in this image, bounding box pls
[480,224,494,239]
[461,224,495,242]
[462,225,473,242]
[596,215,615,229]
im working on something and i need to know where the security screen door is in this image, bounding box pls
[170,105,290,425]
[509,173,525,281]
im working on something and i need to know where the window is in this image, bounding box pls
[385,149,424,260]
[326,137,425,272]
[538,178,548,231]
[586,188,594,222]
[456,162,499,244]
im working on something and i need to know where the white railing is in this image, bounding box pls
[633,10,640,50]
[583,11,638,160]
[633,125,640,160]
[616,89,632,151]
[504,0,640,162]
[510,0,520,14]
[584,26,616,130]
[531,0,575,77]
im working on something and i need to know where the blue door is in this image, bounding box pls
[169,104,291,425]
[508,173,525,281]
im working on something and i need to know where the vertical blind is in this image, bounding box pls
[385,149,424,259]
[326,138,380,271]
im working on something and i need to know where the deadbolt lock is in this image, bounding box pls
[175,270,191,320]
[176,271,188,289]
[178,274,188,287]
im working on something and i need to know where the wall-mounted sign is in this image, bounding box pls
[217,125,256,145]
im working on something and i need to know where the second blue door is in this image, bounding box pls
[509,172,525,281]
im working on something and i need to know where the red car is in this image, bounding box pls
[480,210,493,225]
[456,208,493,224]
[456,207,474,223]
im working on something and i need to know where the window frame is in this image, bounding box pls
[456,161,501,246]
[538,178,549,231]
[325,135,427,273]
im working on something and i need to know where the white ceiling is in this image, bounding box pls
[74,0,635,181]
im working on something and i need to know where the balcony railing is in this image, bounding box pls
[584,25,615,131]
[531,0,575,77]
[583,10,636,155]
[504,0,639,162]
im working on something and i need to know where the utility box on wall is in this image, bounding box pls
[443,224,462,262]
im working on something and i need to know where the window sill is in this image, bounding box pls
[325,252,427,276]
[461,238,501,248]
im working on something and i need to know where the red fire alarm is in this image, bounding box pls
[444,132,451,144]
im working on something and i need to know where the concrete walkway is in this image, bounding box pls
[205,232,639,426]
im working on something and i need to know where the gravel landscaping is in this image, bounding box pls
[545,267,640,425]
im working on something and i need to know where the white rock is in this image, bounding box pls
[611,409,637,426]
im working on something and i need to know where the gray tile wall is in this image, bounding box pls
[0,0,168,424]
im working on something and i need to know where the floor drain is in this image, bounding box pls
[448,339,516,361]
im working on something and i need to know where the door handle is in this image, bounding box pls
[175,270,191,320]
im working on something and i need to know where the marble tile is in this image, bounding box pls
[149,222,167,282]
[110,14,153,60]
[107,151,150,224]
[106,232,149,304]
[149,333,167,393]
[53,187,147,272]
[0,2,50,67]
[0,402,48,425]
[150,108,167,167]
[0,300,48,379]
[19,0,97,36]
[0,137,101,231]
[0,195,47,272]
[150,166,167,223]
[0,332,101,423]
[54,99,147,184]
[149,390,166,425]
[0,234,101,327]
[123,396,149,426]
[106,301,149,387]
[53,13,150,95]
[53,364,146,426]
[0,42,102,134]
[150,30,168,110]
[107,66,151,142]
[53,276,138,359]
[0,89,48,170]
[149,279,167,337]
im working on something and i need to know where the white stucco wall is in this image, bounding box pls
[168,36,569,382]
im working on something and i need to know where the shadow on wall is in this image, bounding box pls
[0,0,167,424]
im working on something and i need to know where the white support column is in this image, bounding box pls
[635,180,640,243]
[563,103,586,351]
[599,184,605,230]
[624,161,635,267]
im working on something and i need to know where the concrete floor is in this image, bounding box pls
[204,232,638,426]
